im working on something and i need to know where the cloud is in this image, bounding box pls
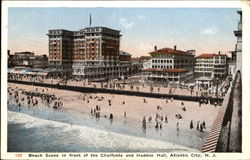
[137,15,146,20]
[201,27,216,35]
[119,18,134,28]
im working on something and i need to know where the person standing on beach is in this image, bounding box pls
[159,121,162,130]
[142,116,147,132]
[202,121,206,129]
[109,113,113,120]
[148,116,152,123]
[155,120,159,129]
[108,99,111,106]
[165,115,168,123]
[200,123,204,132]
[196,121,200,130]
[190,120,194,129]
[176,122,180,131]
[124,112,127,119]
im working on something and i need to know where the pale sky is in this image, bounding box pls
[8,8,240,57]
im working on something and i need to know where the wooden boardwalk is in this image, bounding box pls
[202,74,238,152]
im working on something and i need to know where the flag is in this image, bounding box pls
[89,14,92,26]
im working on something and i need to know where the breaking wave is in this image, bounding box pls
[8,110,199,152]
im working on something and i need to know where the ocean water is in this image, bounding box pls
[7,99,204,152]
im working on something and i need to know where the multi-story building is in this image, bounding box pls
[194,53,227,78]
[48,26,134,80]
[10,52,35,67]
[131,56,151,70]
[72,27,122,80]
[143,46,195,85]
[47,29,74,76]
[8,51,48,68]
[234,11,242,73]
[33,55,49,68]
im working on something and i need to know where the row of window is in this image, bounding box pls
[195,64,214,67]
[196,60,226,64]
[86,28,100,32]
[152,65,173,69]
[195,68,213,71]
[197,57,226,60]
[152,59,173,63]
[151,55,173,58]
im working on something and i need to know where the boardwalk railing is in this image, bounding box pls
[202,73,238,152]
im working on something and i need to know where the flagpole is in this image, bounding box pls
[90,14,92,26]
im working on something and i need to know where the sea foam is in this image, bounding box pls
[8,110,199,152]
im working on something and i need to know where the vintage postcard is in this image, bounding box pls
[1,1,250,160]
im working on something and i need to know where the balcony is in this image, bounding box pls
[234,30,242,36]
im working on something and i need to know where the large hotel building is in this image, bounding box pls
[143,46,195,85]
[194,53,227,78]
[47,27,132,80]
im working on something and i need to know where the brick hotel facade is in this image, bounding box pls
[143,46,195,85]
[48,27,133,80]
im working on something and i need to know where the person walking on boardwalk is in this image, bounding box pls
[190,120,194,129]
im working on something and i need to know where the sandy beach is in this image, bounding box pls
[8,82,222,151]
[8,82,221,132]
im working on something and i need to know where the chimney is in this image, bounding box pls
[218,51,221,55]
[154,46,157,51]
[174,45,177,50]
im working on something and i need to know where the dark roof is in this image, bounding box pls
[119,51,131,56]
